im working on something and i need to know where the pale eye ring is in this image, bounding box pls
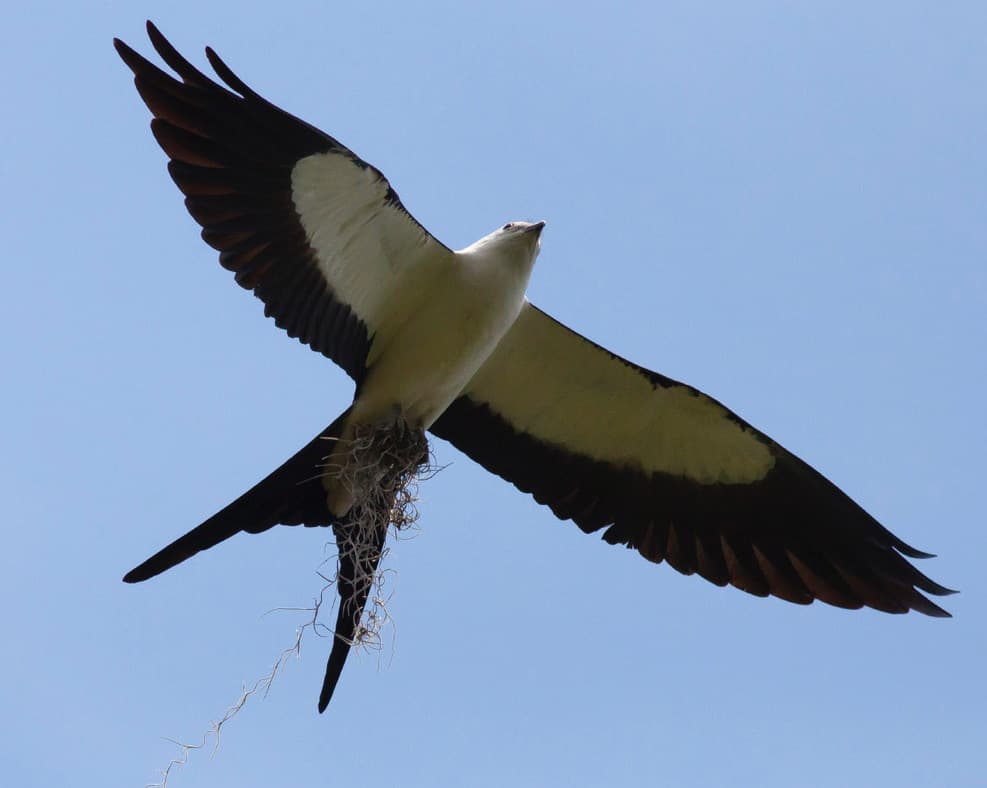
[502,222,515,231]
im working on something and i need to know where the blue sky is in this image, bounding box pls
[3,2,984,786]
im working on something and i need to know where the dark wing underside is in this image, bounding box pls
[431,304,954,616]
[115,22,450,383]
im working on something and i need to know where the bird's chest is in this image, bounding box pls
[354,263,526,427]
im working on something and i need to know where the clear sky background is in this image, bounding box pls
[3,2,984,787]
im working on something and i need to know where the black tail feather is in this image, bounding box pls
[318,513,387,713]
[123,409,350,583]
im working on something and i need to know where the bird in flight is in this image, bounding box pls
[115,22,953,713]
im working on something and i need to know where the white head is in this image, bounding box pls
[461,220,546,263]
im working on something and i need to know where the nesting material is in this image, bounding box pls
[322,418,431,653]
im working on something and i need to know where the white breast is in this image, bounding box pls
[351,242,533,428]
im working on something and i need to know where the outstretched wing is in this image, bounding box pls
[431,303,954,616]
[115,22,452,383]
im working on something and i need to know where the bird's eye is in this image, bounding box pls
[502,222,515,231]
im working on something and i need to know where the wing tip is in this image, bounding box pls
[145,19,167,52]
[894,543,936,560]
[921,580,960,598]
[113,22,166,66]
[122,564,152,584]
[203,46,254,98]
[910,595,953,618]
[113,35,147,75]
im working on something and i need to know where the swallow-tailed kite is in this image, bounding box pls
[115,23,953,713]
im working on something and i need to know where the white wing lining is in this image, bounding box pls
[460,303,776,485]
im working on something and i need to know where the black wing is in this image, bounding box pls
[432,303,954,616]
[115,22,453,383]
